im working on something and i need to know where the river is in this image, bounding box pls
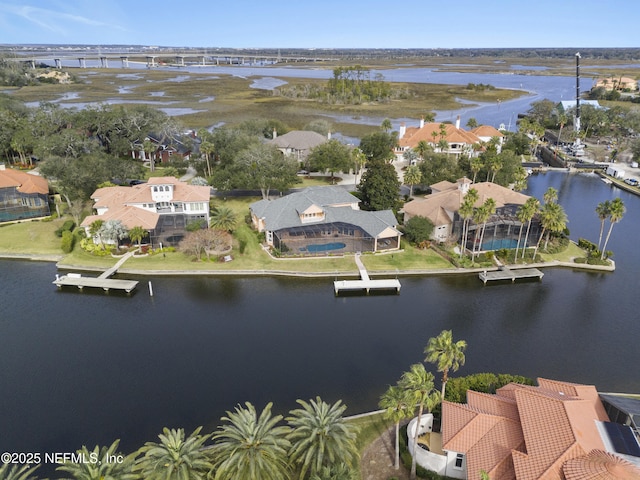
[1,171,639,464]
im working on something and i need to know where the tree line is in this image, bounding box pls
[1,397,359,480]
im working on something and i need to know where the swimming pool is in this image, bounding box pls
[305,242,346,253]
[481,238,519,250]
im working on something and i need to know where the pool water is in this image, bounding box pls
[481,238,519,250]
[305,242,346,253]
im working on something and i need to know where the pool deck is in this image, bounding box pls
[334,253,401,294]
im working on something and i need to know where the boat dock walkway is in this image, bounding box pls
[479,266,544,284]
[53,250,139,293]
[334,253,401,294]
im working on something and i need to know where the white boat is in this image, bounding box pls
[601,177,613,185]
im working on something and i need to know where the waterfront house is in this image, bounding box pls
[437,378,640,480]
[81,176,210,247]
[131,132,195,164]
[396,117,504,158]
[0,164,50,223]
[268,130,330,164]
[402,178,539,250]
[249,186,401,255]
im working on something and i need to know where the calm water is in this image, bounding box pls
[1,171,639,461]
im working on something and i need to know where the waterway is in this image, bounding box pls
[1,171,639,463]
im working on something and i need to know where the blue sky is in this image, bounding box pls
[0,0,637,48]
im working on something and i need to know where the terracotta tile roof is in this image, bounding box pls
[472,125,505,139]
[442,378,617,480]
[0,168,49,195]
[81,206,159,230]
[402,180,530,227]
[563,449,640,479]
[92,177,209,209]
[399,122,483,150]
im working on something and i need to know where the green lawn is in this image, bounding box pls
[0,218,66,255]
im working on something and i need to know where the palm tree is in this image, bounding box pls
[143,138,156,172]
[209,206,238,232]
[381,118,393,132]
[286,397,359,480]
[0,464,39,480]
[136,427,212,480]
[424,330,467,401]
[403,165,422,197]
[379,385,412,470]
[600,197,625,259]
[471,201,493,259]
[350,148,367,188]
[128,225,147,248]
[534,201,568,256]
[415,140,431,161]
[89,219,104,248]
[57,440,137,480]
[543,186,558,205]
[399,363,439,480]
[469,157,483,184]
[211,402,291,480]
[514,201,532,262]
[200,139,215,178]
[437,138,449,156]
[556,112,568,148]
[458,188,479,259]
[595,200,611,250]
[520,197,540,259]
[477,198,496,254]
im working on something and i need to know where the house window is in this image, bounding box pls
[454,454,464,469]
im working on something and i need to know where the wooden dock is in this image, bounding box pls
[334,254,401,294]
[53,250,139,293]
[53,273,139,293]
[479,267,544,285]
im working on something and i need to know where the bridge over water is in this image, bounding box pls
[11,51,337,69]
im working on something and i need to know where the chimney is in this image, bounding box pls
[272,128,277,139]
[399,123,406,139]
[420,116,425,129]
[455,115,461,129]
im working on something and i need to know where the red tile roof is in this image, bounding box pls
[442,378,617,480]
[398,122,482,150]
[563,449,640,479]
[0,168,49,195]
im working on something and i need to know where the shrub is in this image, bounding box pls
[239,239,247,254]
[55,219,75,237]
[60,230,75,253]
[403,216,435,245]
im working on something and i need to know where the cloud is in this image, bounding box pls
[0,2,127,38]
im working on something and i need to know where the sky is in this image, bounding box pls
[0,0,638,49]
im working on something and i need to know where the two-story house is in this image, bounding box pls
[81,177,210,247]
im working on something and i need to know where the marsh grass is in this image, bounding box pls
[11,65,524,132]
